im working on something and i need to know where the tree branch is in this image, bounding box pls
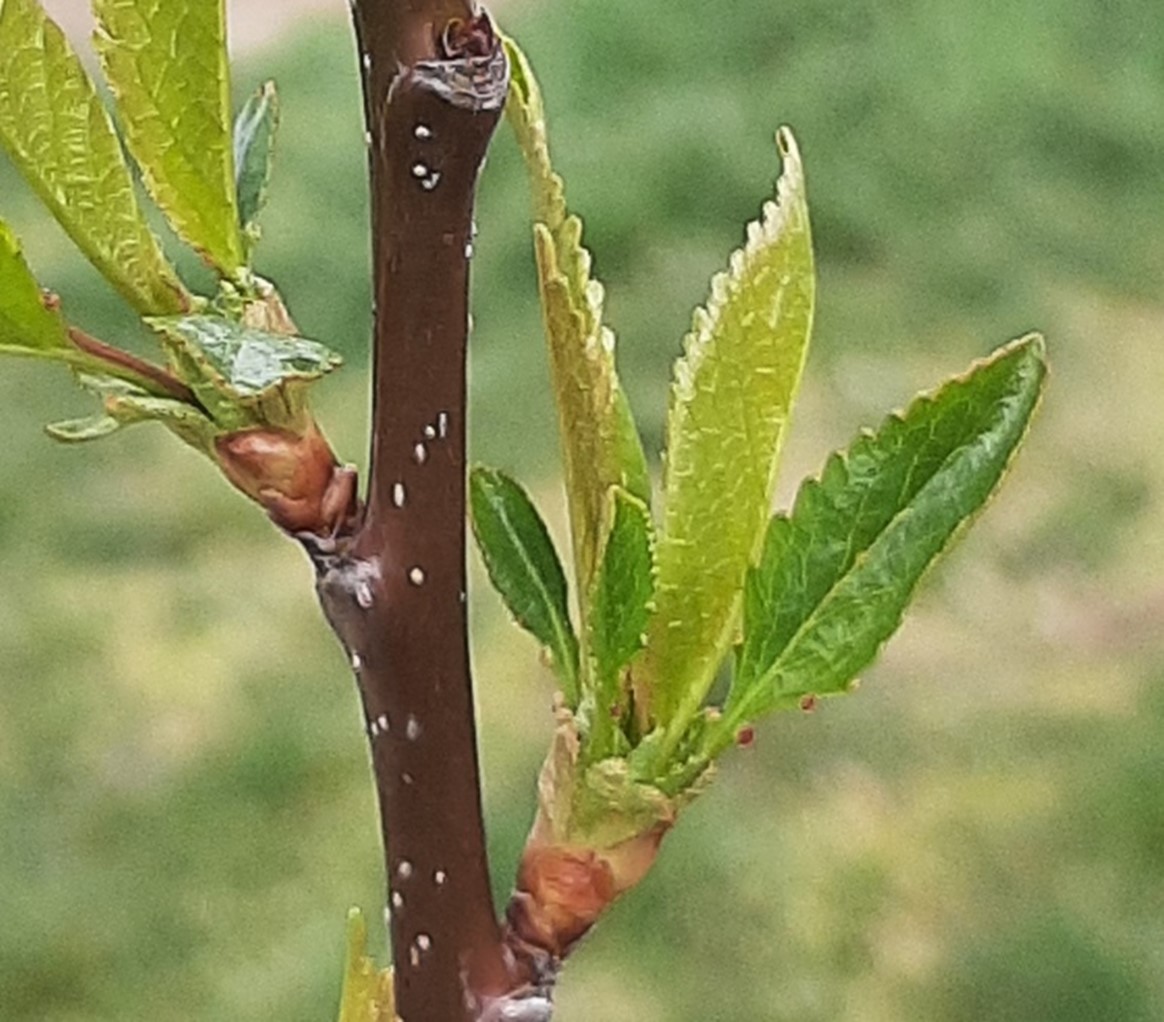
[316,3,512,1019]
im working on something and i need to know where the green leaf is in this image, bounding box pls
[51,372,218,452]
[94,0,245,274]
[636,128,815,735]
[147,314,341,429]
[0,0,186,314]
[336,908,396,1022]
[469,466,580,701]
[45,412,121,442]
[0,219,69,353]
[234,80,279,254]
[503,36,651,608]
[708,334,1047,754]
[585,488,655,759]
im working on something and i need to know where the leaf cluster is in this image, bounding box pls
[470,37,1047,839]
[0,0,337,471]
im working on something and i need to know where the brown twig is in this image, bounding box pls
[315,4,514,1019]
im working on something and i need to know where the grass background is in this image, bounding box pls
[2,0,1163,1019]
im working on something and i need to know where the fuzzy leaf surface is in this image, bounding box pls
[504,36,651,606]
[94,0,244,273]
[470,466,580,700]
[585,488,655,758]
[709,334,1047,753]
[637,128,815,731]
[234,80,278,253]
[0,0,186,313]
[0,220,69,353]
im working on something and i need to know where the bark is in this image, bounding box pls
[312,2,516,1019]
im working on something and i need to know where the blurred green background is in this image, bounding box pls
[2,1,1163,1019]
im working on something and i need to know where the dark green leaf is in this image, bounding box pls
[234,80,279,252]
[585,488,655,758]
[469,466,579,700]
[147,314,341,429]
[707,334,1047,754]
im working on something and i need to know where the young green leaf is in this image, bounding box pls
[585,488,656,758]
[636,128,815,736]
[234,80,279,254]
[503,36,651,607]
[147,314,341,430]
[707,334,1047,754]
[94,0,245,274]
[49,372,217,452]
[45,413,122,442]
[0,0,187,314]
[336,908,396,1022]
[469,466,580,701]
[0,219,69,354]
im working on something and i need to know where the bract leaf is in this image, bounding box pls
[469,466,580,701]
[585,488,656,759]
[636,128,815,733]
[234,80,279,255]
[503,36,651,609]
[0,0,186,313]
[94,0,244,273]
[708,334,1047,754]
[0,219,69,353]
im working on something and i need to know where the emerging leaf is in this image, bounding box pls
[585,488,656,759]
[148,314,341,430]
[94,0,245,274]
[636,128,815,733]
[707,334,1047,754]
[336,908,397,1022]
[503,36,651,609]
[0,219,69,354]
[469,466,580,701]
[44,412,121,442]
[52,372,217,452]
[234,80,279,255]
[0,0,186,314]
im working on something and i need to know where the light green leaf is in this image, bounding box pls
[503,36,651,608]
[234,80,279,254]
[336,908,396,1022]
[147,314,341,429]
[94,0,244,273]
[0,219,69,352]
[45,412,121,442]
[469,466,580,701]
[0,0,186,314]
[54,371,218,452]
[636,128,815,735]
[585,488,655,759]
[707,334,1047,754]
